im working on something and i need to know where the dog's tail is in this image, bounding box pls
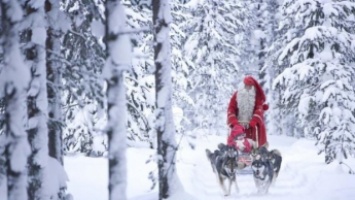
[206,149,217,173]
[271,149,281,157]
[270,149,282,184]
[270,149,282,173]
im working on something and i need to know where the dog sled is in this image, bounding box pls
[233,124,263,174]
[236,152,254,174]
[206,124,283,196]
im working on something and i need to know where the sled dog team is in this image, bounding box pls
[206,143,282,196]
[206,75,281,196]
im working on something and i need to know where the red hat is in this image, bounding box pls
[243,76,266,103]
[231,125,245,138]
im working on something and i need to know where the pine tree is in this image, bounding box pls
[0,1,31,199]
[183,0,241,133]
[123,0,156,146]
[61,0,106,155]
[262,0,283,135]
[170,0,194,136]
[275,0,355,163]
[235,0,258,73]
[104,0,131,199]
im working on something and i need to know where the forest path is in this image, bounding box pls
[65,133,355,200]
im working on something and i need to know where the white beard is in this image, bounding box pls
[237,83,256,124]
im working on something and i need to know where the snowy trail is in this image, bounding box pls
[176,134,355,200]
[65,134,355,200]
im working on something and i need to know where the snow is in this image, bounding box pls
[42,156,69,198]
[65,134,355,200]
[7,0,23,22]
[9,138,31,172]
[31,27,47,45]
[91,19,105,38]
[102,2,132,79]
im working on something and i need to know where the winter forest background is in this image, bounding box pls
[0,0,355,200]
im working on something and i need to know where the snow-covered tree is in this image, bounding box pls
[274,0,355,163]
[123,0,156,146]
[234,0,258,73]
[21,0,50,198]
[153,0,182,198]
[62,0,106,155]
[170,0,194,137]
[0,1,31,199]
[183,0,242,133]
[103,0,131,199]
[261,0,283,135]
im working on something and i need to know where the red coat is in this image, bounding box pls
[227,92,267,147]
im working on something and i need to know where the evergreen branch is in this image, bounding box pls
[125,76,151,92]
[127,102,150,128]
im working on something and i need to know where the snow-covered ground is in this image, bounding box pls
[65,134,355,200]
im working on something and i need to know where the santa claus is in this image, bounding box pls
[227,76,268,149]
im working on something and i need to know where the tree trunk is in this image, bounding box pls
[0,1,31,199]
[104,1,131,199]
[23,1,50,199]
[45,0,64,165]
[152,0,179,199]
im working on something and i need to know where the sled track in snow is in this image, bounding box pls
[188,140,315,200]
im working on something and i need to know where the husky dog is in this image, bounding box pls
[251,146,282,183]
[250,146,274,194]
[206,144,239,196]
[251,158,274,194]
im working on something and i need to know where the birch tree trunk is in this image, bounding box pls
[104,1,131,199]
[22,1,50,199]
[0,1,31,199]
[45,0,64,165]
[152,0,179,199]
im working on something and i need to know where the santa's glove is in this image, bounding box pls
[234,133,246,141]
[230,122,239,129]
[249,118,257,128]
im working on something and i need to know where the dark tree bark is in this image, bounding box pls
[45,0,64,165]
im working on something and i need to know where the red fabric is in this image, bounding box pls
[241,139,252,153]
[227,125,244,147]
[249,118,257,127]
[226,76,268,147]
[232,125,244,137]
[227,92,239,128]
[243,138,251,153]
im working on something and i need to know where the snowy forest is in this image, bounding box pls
[0,0,355,200]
